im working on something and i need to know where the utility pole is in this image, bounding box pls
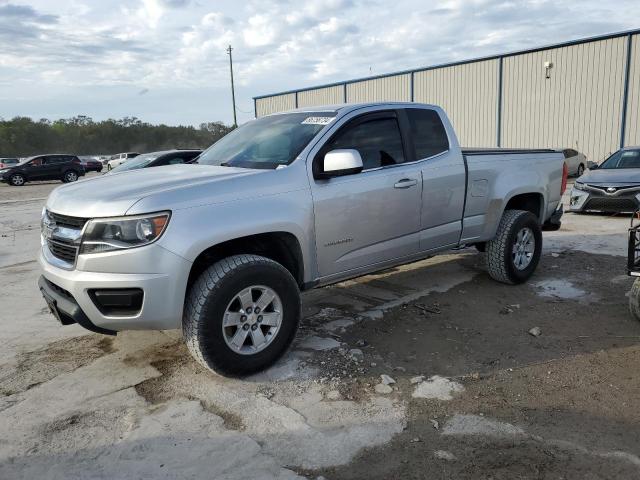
[227,45,237,128]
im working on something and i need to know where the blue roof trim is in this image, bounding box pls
[253,28,640,100]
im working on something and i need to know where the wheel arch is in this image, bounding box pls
[186,231,306,294]
[503,192,545,222]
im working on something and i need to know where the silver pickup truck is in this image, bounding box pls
[38,102,566,375]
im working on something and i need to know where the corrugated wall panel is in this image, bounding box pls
[255,93,296,117]
[297,85,344,107]
[414,60,498,147]
[502,37,627,164]
[625,34,640,147]
[346,74,411,103]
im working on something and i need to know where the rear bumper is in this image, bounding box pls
[542,203,563,230]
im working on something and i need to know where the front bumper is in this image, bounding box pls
[38,242,192,332]
[569,186,639,213]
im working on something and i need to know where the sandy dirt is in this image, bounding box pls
[1,178,639,479]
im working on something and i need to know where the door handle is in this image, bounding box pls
[394,179,418,189]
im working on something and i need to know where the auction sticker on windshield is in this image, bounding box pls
[301,117,335,125]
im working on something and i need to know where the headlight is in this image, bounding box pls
[80,211,170,254]
[573,182,586,191]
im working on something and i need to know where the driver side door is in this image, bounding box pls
[310,111,422,280]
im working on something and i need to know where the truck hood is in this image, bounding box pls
[46,164,258,217]
[578,168,640,185]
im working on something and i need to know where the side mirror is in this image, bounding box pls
[317,149,363,179]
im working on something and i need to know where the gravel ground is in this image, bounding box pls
[0,178,639,479]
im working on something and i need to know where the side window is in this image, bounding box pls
[183,152,200,162]
[168,157,185,165]
[325,117,405,170]
[562,149,571,158]
[31,157,43,166]
[405,109,449,160]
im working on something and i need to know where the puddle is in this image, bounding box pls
[321,318,355,333]
[442,414,525,438]
[298,336,341,351]
[534,279,588,300]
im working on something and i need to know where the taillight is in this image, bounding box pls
[561,162,568,195]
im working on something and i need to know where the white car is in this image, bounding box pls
[561,148,587,177]
[107,152,139,171]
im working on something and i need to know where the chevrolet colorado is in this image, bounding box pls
[38,102,566,375]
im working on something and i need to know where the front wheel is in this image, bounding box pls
[183,254,301,376]
[577,164,585,177]
[62,170,78,183]
[486,209,542,284]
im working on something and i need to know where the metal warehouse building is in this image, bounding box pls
[253,29,640,165]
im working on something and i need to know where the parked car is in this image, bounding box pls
[561,148,588,176]
[0,158,19,168]
[569,146,640,213]
[108,149,201,173]
[38,102,566,376]
[107,152,139,171]
[1,154,85,186]
[79,157,103,173]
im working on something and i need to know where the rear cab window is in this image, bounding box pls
[405,108,449,160]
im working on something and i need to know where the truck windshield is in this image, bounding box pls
[197,112,337,169]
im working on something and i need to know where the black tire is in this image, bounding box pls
[577,164,585,177]
[107,164,112,171]
[62,170,79,183]
[486,209,542,284]
[183,254,301,376]
[9,173,25,186]
[629,278,640,322]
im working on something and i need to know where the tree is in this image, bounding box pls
[0,116,235,157]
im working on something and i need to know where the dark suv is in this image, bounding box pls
[0,154,85,186]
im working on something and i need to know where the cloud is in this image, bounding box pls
[0,0,639,126]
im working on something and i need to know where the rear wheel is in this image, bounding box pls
[629,278,640,322]
[183,254,301,376]
[9,173,25,186]
[486,209,542,284]
[577,164,585,176]
[62,170,78,183]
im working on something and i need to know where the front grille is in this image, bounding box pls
[47,211,88,229]
[47,239,78,264]
[584,197,638,212]
[588,184,640,194]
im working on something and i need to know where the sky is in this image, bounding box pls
[0,0,639,127]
